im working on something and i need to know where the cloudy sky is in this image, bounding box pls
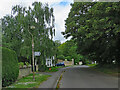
[0,0,73,43]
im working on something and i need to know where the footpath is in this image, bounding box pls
[38,68,66,88]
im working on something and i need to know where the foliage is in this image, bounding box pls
[45,67,59,72]
[57,40,85,64]
[18,62,24,68]
[7,73,51,88]
[87,64,96,67]
[65,56,72,61]
[2,2,56,69]
[45,66,66,72]
[18,57,30,64]
[2,47,19,87]
[57,55,65,60]
[38,65,47,72]
[92,64,119,75]
[25,62,29,67]
[62,2,120,66]
[54,40,61,61]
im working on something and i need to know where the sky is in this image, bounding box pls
[0,0,73,43]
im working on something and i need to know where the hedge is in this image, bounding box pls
[1,47,19,87]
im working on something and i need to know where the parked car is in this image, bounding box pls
[56,62,65,67]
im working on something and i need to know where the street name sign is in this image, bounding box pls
[34,52,41,56]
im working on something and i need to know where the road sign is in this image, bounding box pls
[34,52,41,56]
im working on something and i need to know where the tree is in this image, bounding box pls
[62,2,120,66]
[57,40,84,64]
[2,2,56,70]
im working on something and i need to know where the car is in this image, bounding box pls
[56,62,65,67]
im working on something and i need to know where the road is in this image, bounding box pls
[59,65,119,88]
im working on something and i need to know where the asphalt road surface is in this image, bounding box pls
[59,65,119,88]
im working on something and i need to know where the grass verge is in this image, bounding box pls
[87,64,97,67]
[6,73,51,88]
[90,64,119,76]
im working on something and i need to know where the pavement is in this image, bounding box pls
[59,65,119,88]
[38,67,67,88]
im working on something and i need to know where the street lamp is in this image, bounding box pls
[28,25,35,80]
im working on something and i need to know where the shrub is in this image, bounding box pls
[25,62,29,67]
[18,62,24,68]
[1,47,19,87]
[38,65,46,72]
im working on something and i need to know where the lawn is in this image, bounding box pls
[6,73,51,88]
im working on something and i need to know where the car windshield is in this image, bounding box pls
[60,62,64,64]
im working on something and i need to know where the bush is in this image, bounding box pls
[38,65,46,72]
[85,60,90,65]
[18,62,24,68]
[45,67,58,72]
[1,47,19,87]
[25,62,29,67]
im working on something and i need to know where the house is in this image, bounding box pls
[46,56,55,67]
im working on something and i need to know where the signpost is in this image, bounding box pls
[34,52,41,72]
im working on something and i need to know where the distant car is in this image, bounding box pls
[56,62,65,67]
